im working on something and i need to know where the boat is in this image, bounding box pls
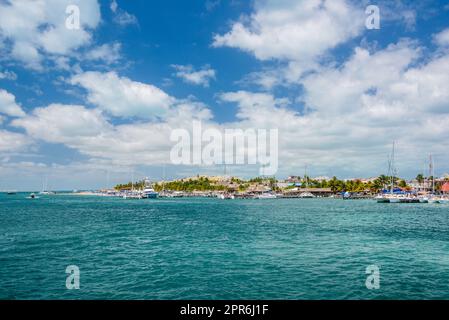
[26,193,40,199]
[218,193,235,200]
[298,192,315,198]
[142,178,159,199]
[6,191,16,195]
[123,192,143,200]
[39,176,55,195]
[376,142,404,203]
[257,192,277,199]
[428,196,449,204]
[39,191,55,195]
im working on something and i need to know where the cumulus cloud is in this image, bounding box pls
[213,0,365,77]
[0,129,30,153]
[434,28,449,47]
[0,89,26,117]
[0,70,18,81]
[84,42,122,64]
[0,0,101,70]
[12,101,213,166]
[171,64,216,87]
[12,104,110,143]
[70,71,175,119]
[110,0,138,26]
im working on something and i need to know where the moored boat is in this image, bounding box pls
[298,192,315,198]
[141,178,159,199]
[257,192,277,199]
[218,193,235,200]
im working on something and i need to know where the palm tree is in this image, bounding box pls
[377,175,389,190]
[416,174,424,190]
[328,176,339,193]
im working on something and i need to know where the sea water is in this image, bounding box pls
[1,194,449,299]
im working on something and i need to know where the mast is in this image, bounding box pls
[162,163,166,192]
[304,164,308,188]
[131,169,134,192]
[429,154,435,194]
[390,141,396,194]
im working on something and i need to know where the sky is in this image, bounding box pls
[1,0,449,190]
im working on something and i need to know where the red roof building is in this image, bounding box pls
[441,182,449,193]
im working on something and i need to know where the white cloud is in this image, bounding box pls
[110,0,138,26]
[0,70,18,81]
[12,102,213,166]
[0,0,101,69]
[12,104,111,143]
[0,89,26,117]
[110,0,118,13]
[70,71,175,119]
[213,0,365,76]
[213,40,449,176]
[171,64,216,87]
[302,40,449,117]
[0,129,30,153]
[434,28,449,47]
[85,42,122,64]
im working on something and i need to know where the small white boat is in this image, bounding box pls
[39,191,55,195]
[375,194,405,203]
[257,193,277,199]
[418,196,429,203]
[429,196,449,204]
[218,193,235,200]
[298,192,315,199]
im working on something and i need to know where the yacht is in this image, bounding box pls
[298,192,315,198]
[39,190,55,195]
[429,196,449,204]
[142,178,159,199]
[257,192,277,199]
[218,193,235,200]
[418,195,429,203]
[39,177,55,195]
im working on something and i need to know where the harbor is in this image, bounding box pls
[55,173,449,204]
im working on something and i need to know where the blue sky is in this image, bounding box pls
[1,0,449,190]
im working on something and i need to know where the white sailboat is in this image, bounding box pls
[376,142,405,203]
[39,176,55,195]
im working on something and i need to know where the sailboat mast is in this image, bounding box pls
[429,154,435,194]
[162,163,166,192]
[390,142,395,194]
[131,169,134,192]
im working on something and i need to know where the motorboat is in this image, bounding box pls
[257,192,277,199]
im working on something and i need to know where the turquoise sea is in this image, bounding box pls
[1,193,449,300]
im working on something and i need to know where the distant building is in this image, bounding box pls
[286,176,302,183]
[313,176,330,182]
[442,182,449,193]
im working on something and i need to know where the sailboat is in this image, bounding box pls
[39,176,55,195]
[376,142,406,203]
[426,155,440,204]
